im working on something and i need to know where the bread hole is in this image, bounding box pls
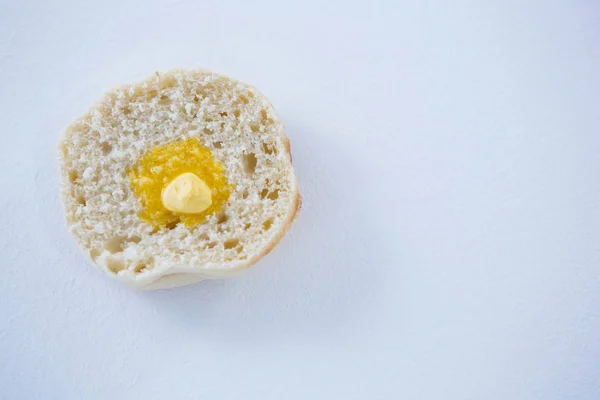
[207,242,217,249]
[239,95,249,104]
[242,190,249,199]
[260,109,268,121]
[217,213,229,224]
[76,195,86,206]
[242,153,257,175]
[133,263,147,273]
[260,189,279,200]
[148,89,158,98]
[263,218,274,231]
[129,236,141,244]
[68,170,78,183]
[89,248,101,261]
[122,107,131,115]
[236,246,244,254]
[193,95,200,103]
[165,220,179,230]
[219,112,228,117]
[106,258,126,274]
[198,233,209,241]
[223,238,239,250]
[185,124,199,133]
[250,123,260,133]
[100,142,112,155]
[233,109,241,118]
[213,141,223,149]
[159,95,172,105]
[220,122,226,129]
[244,223,251,230]
[247,91,254,98]
[203,127,213,135]
[262,143,275,155]
[104,235,140,254]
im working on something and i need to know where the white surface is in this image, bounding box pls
[1,0,599,398]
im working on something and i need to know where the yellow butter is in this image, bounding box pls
[161,172,212,214]
[128,138,230,228]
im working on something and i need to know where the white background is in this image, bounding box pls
[1,0,599,399]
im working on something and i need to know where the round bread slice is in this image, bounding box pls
[58,69,300,289]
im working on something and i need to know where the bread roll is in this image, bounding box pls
[58,69,300,289]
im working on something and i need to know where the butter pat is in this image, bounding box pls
[161,172,212,214]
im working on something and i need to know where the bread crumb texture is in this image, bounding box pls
[58,69,299,288]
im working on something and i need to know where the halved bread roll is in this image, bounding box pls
[58,69,299,289]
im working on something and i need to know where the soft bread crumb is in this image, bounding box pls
[57,69,299,289]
